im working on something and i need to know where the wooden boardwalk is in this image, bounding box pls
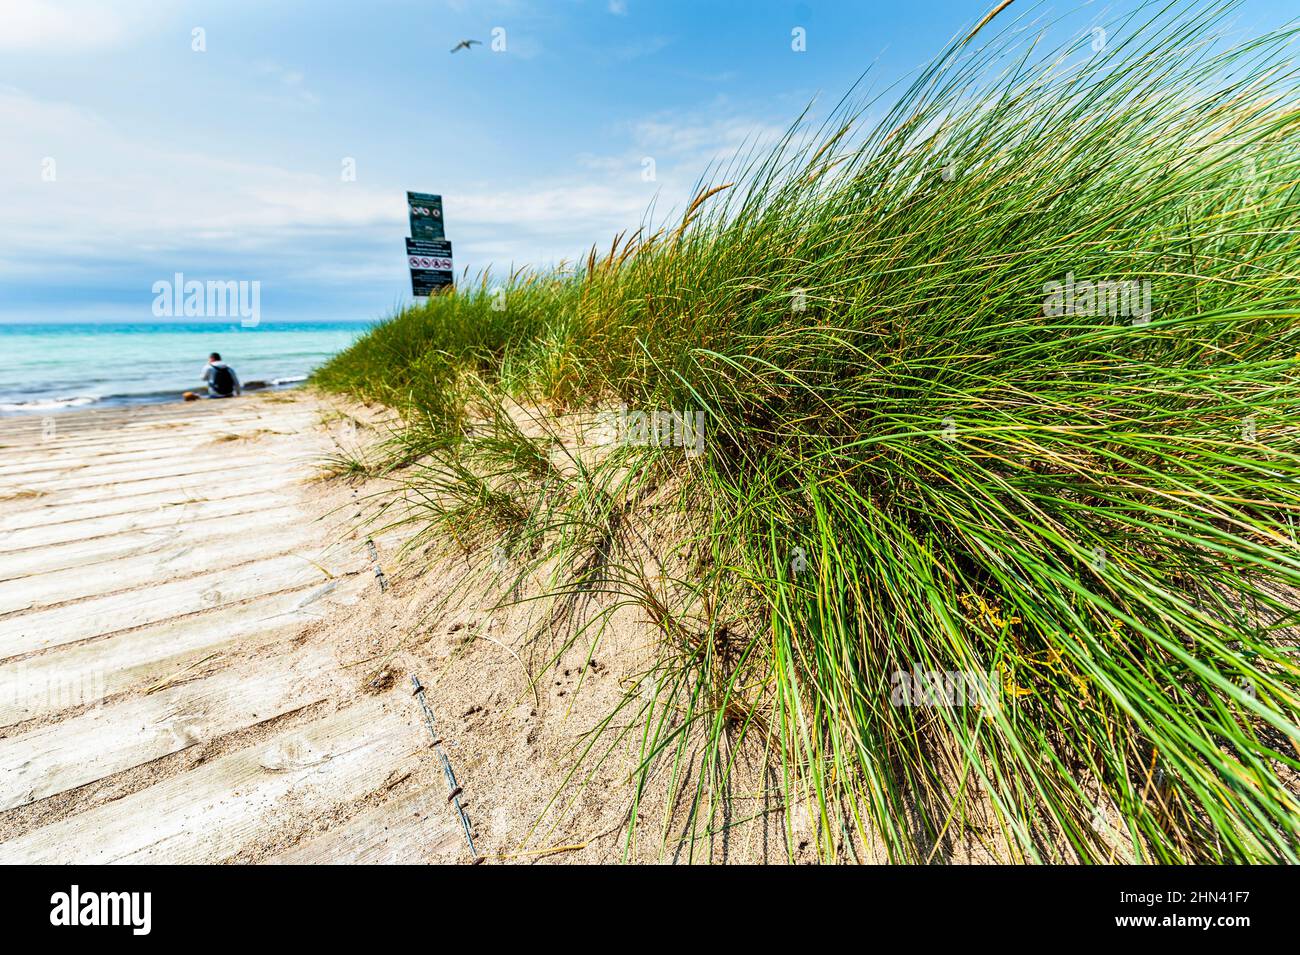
[0,394,455,863]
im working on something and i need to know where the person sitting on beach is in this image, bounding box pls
[202,352,242,398]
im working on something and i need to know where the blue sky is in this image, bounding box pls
[1,0,1293,323]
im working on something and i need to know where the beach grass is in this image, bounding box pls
[314,0,1300,862]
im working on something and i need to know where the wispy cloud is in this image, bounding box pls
[574,108,789,199]
[612,34,672,61]
[631,112,786,160]
[253,62,320,107]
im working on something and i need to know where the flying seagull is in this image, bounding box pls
[450,39,481,53]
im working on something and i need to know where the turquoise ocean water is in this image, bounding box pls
[0,322,373,415]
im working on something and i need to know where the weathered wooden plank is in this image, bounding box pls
[0,460,291,513]
[0,417,324,467]
[0,490,295,553]
[0,443,318,496]
[0,481,304,533]
[0,449,320,497]
[0,439,241,477]
[0,508,308,582]
[0,699,421,864]
[0,519,327,614]
[18,405,317,434]
[0,646,335,810]
[0,553,346,659]
[264,788,466,864]
[0,398,311,445]
[0,575,368,727]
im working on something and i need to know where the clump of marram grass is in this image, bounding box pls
[315,0,1300,862]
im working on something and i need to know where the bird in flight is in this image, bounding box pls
[450,39,481,53]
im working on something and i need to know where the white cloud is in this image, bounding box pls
[631,113,786,159]
[0,0,135,52]
[0,83,641,292]
[608,0,628,15]
[573,110,788,215]
[0,81,792,310]
[454,184,645,228]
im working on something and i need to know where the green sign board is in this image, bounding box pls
[407,191,445,240]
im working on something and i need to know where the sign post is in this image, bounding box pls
[406,191,452,295]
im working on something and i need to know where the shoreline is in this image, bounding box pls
[0,378,310,418]
[0,319,373,418]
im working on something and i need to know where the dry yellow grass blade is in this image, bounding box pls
[965,0,1016,45]
[673,182,734,242]
[495,841,589,860]
[145,653,219,694]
